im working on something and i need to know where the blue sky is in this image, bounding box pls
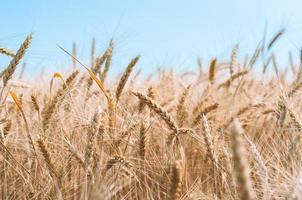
[1,0,302,75]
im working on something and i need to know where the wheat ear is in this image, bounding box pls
[176,85,190,127]
[139,121,147,160]
[230,44,239,75]
[201,115,217,165]
[138,86,155,113]
[84,110,99,169]
[65,70,79,89]
[31,94,40,112]
[133,91,178,134]
[168,161,182,200]
[0,47,15,57]
[2,33,33,86]
[94,40,112,75]
[115,55,140,102]
[100,39,114,83]
[41,90,62,132]
[231,118,256,200]
[37,139,57,177]
[193,102,219,126]
[209,58,217,84]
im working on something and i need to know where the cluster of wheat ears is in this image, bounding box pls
[0,30,302,200]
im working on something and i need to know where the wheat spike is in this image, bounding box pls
[168,161,182,200]
[209,58,217,84]
[84,110,99,169]
[31,94,40,112]
[0,47,15,57]
[231,118,256,200]
[94,41,112,75]
[230,44,239,75]
[41,89,63,131]
[201,115,217,165]
[64,70,79,89]
[37,139,57,177]
[116,55,140,101]
[176,85,190,127]
[193,102,219,126]
[133,91,178,134]
[2,33,33,86]
[138,86,155,113]
[104,156,133,173]
[100,39,114,83]
[139,121,147,160]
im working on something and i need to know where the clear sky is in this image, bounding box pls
[1,0,302,75]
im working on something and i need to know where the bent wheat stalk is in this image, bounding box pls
[58,45,116,129]
[9,91,40,166]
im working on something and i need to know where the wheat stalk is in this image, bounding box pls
[72,42,77,69]
[2,120,12,139]
[91,37,96,69]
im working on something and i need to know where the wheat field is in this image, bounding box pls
[0,32,301,200]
